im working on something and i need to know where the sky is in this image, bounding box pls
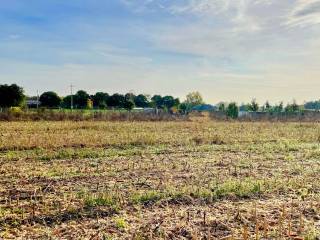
[0,0,320,104]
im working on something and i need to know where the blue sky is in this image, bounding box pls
[0,0,320,104]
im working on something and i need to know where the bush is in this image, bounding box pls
[226,102,239,119]
[9,107,23,114]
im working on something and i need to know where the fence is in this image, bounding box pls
[210,111,320,122]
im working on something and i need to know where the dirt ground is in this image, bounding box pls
[0,121,319,239]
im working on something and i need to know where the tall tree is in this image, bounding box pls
[39,91,61,108]
[61,95,72,109]
[179,102,188,114]
[134,94,149,108]
[218,102,226,112]
[125,93,135,101]
[285,101,300,113]
[74,90,90,109]
[0,84,25,108]
[264,101,271,111]
[174,98,180,107]
[123,99,135,111]
[226,102,239,119]
[124,93,135,110]
[151,95,163,109]
[248,99,259,112]
[107,93,125,108]
[273,102,283,112]
[185,91,204,107]
[162,96,176,110]
[92,92,109,109]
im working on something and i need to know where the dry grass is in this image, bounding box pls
[0,110,188,122]
[0,120,319,239]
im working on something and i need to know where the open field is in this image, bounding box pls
[0,120,319,239]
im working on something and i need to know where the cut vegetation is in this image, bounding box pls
[0,120,319,239]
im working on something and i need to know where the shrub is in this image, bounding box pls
[226,102,239,119]
[9,107,23,114]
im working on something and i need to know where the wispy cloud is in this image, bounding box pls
[286,0,320,27]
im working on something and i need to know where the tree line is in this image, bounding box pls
[0,84,319,117]
[217,99,314,119]
[0,84,203,113]
[36,91,182,111]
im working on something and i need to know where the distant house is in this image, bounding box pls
[133,107,156,113]
[238,111,249,117]
[26,100,40,108]
[143,108,156,113]
[192,104,216,112]
[133,107,144,111]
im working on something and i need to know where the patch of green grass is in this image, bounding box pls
[284,153,295,161]
[131,191,166,205]
[189,188,213,201]
[83,193,120,212]
[45,167,64,177]
[114,217,128,230]
[212,178,263,199]
[0,207,10,218]
[20,146,158,161]
[130,180,264,205]
[304,229,320,240]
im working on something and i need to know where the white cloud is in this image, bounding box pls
[2,0,320,103]
[286,0,320,27]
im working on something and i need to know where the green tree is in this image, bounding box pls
[185,91,204,107]
[123,93,136,111]
[285,101,300,113]
[174,98,180,107]
[179,102,188,114]
[162,96,176,110]
[151,95,163,109]
[226,102,239,119]
[125,93,135,102]
[218,102,226,112]
[92,92,109,109]
[107,93,125,108]
[0,84,25,108]
[61,95,72,109]
[134,94,149,108]
[248,99,259,112]
[74,90,90,109]
[39,91,61,108]
[273,102,283,112]
[264,101,271,112]
[123,99,135,111]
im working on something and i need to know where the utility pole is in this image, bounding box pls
[36,90,39,109]
[70,84,74,110]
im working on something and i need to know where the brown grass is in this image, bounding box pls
[0,109,188,122]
